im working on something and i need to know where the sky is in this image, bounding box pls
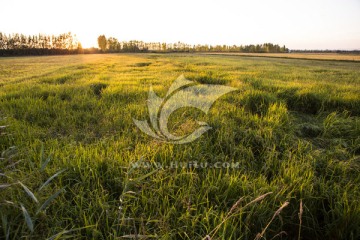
[0,0,359,50]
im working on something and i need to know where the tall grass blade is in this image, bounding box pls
[20,204,33,232]
[41,155,52,171]
[18,181,38,203]
[39,169,66,191]
[46,225,96,240]
[37,188,65,214]
[0,184,12,189]
[1,213,9,240]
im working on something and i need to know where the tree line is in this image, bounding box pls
[0,31,290,56]
[97,35,289,53]
[1,32,358,56]
[0,32,90,56]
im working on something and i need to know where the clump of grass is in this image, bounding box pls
[196,76,227,85]
[132,62,151,67]
[322,111,356,138]
[58,92,71,101]
[324,97,360,116]
[194,62,212,66]
[0,142,66,239]
[296,92,323,114]
[297,123,323,138]
[321,111,360,154]
[255,201,290,240]
[277,87,298,101]
[243,77,264,90]
[38,91,52,100]
[204,192,273,240]
[190,71,228,85]
[56,76,70,84]
[242,90,277,116]
[284,91,323,114]
[90,83,108,96]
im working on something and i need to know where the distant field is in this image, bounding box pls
[204,52,360,61]
[1,54,359,239]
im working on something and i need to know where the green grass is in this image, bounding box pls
[0,53,359,239]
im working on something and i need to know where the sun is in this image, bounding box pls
[76,33,98,49]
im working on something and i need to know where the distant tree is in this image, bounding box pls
[162,43,167,52]
[77,42,84,54]
[107,37,121,52]
[0,32,5,49]
[97,35,107,52]
[281,45,288,53]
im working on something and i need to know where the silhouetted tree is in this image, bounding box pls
[0,32,81,56]
[97,35,107,52]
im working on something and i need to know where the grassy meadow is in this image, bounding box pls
[204,52,360,61]
[0,53,360,239]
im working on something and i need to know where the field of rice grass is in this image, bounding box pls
[0,53,359,239]
[203,52,360,61]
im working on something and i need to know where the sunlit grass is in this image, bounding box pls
[0,53,359,239]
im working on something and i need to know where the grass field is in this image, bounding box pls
[203,52,360,61]
[1,53,360,239]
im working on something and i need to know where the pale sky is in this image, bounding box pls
[1,0,359,50]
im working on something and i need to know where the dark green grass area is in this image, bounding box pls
[0,54,359,239]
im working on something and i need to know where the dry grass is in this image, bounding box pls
[202,52,360,61]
